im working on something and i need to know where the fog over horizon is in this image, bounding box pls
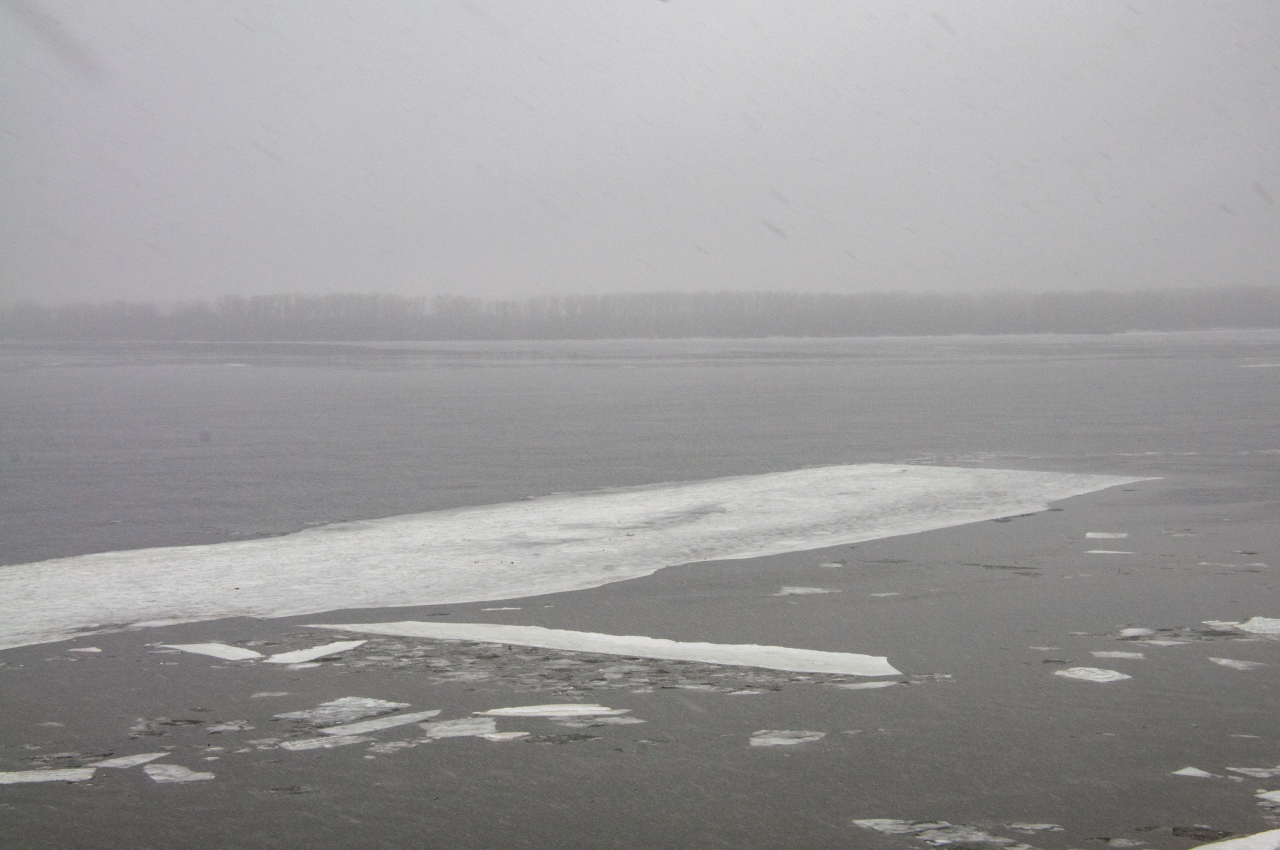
[2,1,1279,305]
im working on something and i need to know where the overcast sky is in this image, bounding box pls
[2,1,1278,304]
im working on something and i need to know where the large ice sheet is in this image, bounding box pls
[312,622,901,676]
[0,464,1141,650]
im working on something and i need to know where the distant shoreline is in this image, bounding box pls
[4,286,1279,341]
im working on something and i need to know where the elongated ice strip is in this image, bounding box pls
[263,641,365,664]
[311,622,901,676]
[161,644,262,661]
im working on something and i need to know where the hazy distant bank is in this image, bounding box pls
[4,286,1279,341]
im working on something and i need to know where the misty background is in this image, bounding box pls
[2,1,1278,322]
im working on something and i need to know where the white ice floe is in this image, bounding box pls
[160,643,263,661]
[319,710,441,736]
[0,464,1142,650]
[1238,617,1280,635]
[1259,791,1280,805]
[477,704,629,718]
[1086,532,1129,539]
[0,768,96,784]
[1053,667,1131,683]
[275,697,410,727]
[92,752,168,769]
[250,692,289,699]
[1190,828,1280,850]
[1203,620,1241,630]
[833,681,901,690]
[1118,628,1155,638]
[1092,651,1145,659]
[206,721,253,734]
[1209,658,1264,671]
[67,647,101,653]
[1139,640,1190,647]
[774,586,839,596]
[1228,767,1280,779]
[1007,824,1063,834]
[853,819,1033,847]
[313,622,902,677]
[263,641,366,664]
[870,592,900,598]
[420,717,499,739]
[279,735,372,751]
[750,730,825,747]
[143,764,214,783]
[1173,767,1217,778]
[481,732,530,741]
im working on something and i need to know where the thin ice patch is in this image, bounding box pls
[161,644,262,661]
[420,717,499,739]
[264,640,366,664]
[1173,767,1218,778]
[314,623,901,677]
[1209,658,1264,671]
[66,647,101,653]
[750,730,825,747]
[833,680,901,690]
[92,752,167,769]
[1118,628,1155,638]
[852,819,1034,847]
[0,768,96,784]
[206,721,253,734]
[251,692,290,699]
[144,764,214,783]
[279,735,372,751]
[319,710,441,736]
[1054,667,1131,683]
[275,697,410,727]
[774,587,839,596]
[477,704,629,718]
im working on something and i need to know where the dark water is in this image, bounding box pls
[3,332,1279,565]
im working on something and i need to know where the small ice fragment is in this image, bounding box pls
[1088,550,1135,554]
[144,764,214,783]
[1257,790,1280,804]
[1173,767,1217,778]
[481,607,521,611]
[250,692,289,699]
[477,704,629,718]
[0,768,96,784]
[819,562,845,568]
[275,697,410,727]
[1189,828,1280,850]
[1107,840,1145,848]
[481,732,529,741]
[320,710,441,736]
[1087,532,1129,539]
[1209,658,1264,671]
[774,587,838,596]
[206,721,254,734]
[1092,651,1145,659]
[1008,824,1064,833]
[852,820,1021,845]
[833,681,900,690]
[557,716,646,728]
[1140,640,1190,647]
[92,752,167,769]
[278,735,372,751]
[870,592,900,597]
[1203,620,1241,630]
[287,662,322,669]
[1054,667,1131,683]
[1029,646,1059,651]
[67,647,101,653]
[367,741,418,755]
[161,644,262,661]
[1237,617,1280,636]
[1227,767,1280,779]
[1118,628,1155,638]
[263,640,366,664]
[749,730,825,747]
[419,718,498,739]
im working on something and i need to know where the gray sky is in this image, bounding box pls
[2,1,1278,304]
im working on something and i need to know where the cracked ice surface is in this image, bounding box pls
[0,464,1140,649]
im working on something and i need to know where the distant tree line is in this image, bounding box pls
[2,286,1279,341]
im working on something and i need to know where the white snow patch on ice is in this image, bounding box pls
[750,730,825,747]
[312,622,902,677]
[319,710,441,736]
[477,704,628,718]
[1172,767,1217,778]
[0,464,1142,650]
[144,764,214,783]
[263,641,366,664]
[1190,829,1280,850]
[1053,667,1131,683]
[275,697,409,727]
[160,644,262,661]
[0,768,96,784]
